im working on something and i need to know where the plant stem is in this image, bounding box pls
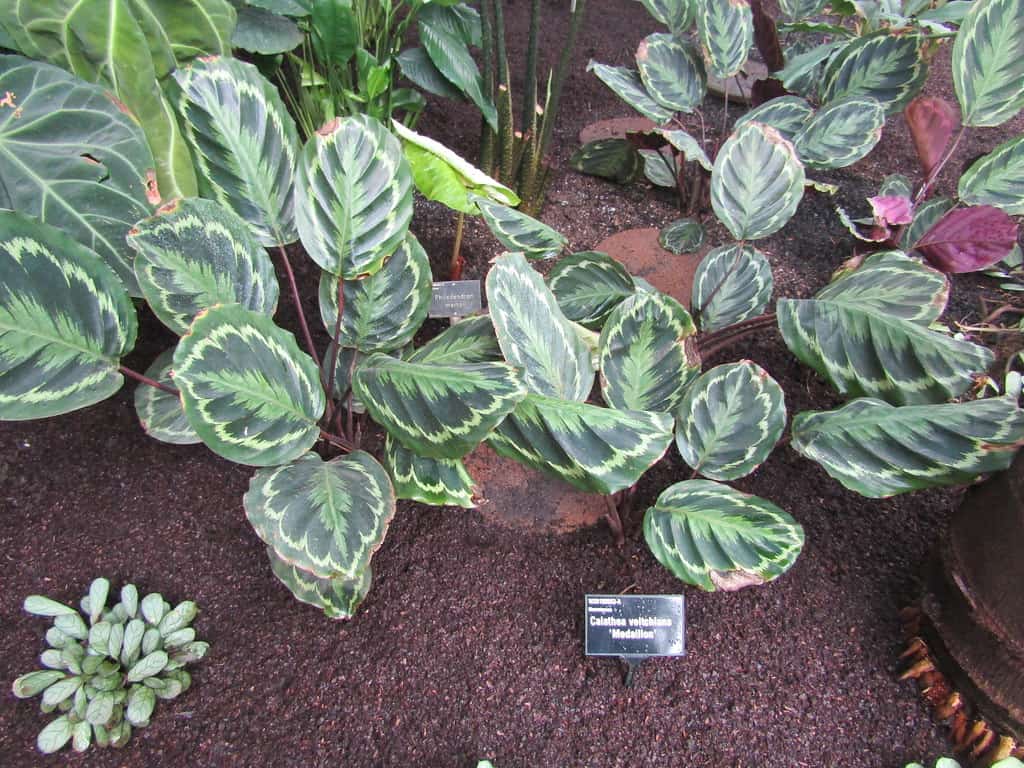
[914,125,967,205]
[319,429,355,452]
[697,313,778,359]
[603,495,625,547]
[450,211,466,280]
[119,366,179,396]
[324,275,346,422]
[522,0,541,131]
[274,244,321,370]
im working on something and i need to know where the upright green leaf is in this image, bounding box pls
[820,32,927,115]
[696,0,753,79]
[296,115,413,277]
[692,244,773,331]
[0,211,137,420]
[473,196,567,260]
[128,198,279,335]
[405,316,502,365]
[486,252,593,401]
[397,47,466,101]
[952,0,1024,126]
[638,0,696,32]
[129,0,235,69]
[232,6,303,54]
[133,348,200,444]
[958,135,1024,215]
[173,304,325,466]
[246,451,395,579]
[793,96,884,169]
[586,61,674,124]
[636,33,706,113]
[310,0,358,66]
[733,96,814,142]
[266,547,372,619]
[0,56,155,295]
[792,397,1024,497]
[384,437,476,508]
[658,129,713,170]
[546,251,637,329]
[644,480,804,590]
[175,56,300,246]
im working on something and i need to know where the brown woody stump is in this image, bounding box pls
[594,227,702,309]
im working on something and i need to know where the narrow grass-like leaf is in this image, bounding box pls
[696,0,753,79]
[958,135,1024,215]
[732,96,814,142]
[546,251,637,330]
[636,33,706,113]
[473,196,567,260]
[820,32,927,115]
[384,436,476,507]
[134,348,199,444]
[406,316,502,365]
[692,244,773,332]
[792,397,1024,497]
[659,219,705,254]
[586,61,674,124]
[266,547,371,619]
[793,96,884,169]
[644,479,804,590]
[569,139,643,183]
[952,0,1024,127]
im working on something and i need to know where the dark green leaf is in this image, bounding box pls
[473,197,567,260]
[732,96,814,142]
[311,0,358,67]
[385,436,476,507]
[233,6,303,54]
[266,546,372,619]
[397,47,465,101]
[692,244,773,331]
[820,32,928,115]
[952,0,1024,126]
[569,139,642,183]
[793,96,884,169]
[547,251,637,329]
[696,0,753,79]
[659,218,705,254]
[958,134,1024,214]
[406,316,502,365]
[586,60,674,123]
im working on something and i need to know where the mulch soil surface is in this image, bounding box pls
[2,1,1022,765]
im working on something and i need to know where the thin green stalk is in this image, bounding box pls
[325,275,346,421]
[522,0,542,130]
[494,0,510,89]
[536,0,587,162]
[479,0,496,170]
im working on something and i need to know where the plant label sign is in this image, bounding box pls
[584,594,685,658]
[429,280,482,318]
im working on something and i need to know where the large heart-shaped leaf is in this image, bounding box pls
[173,304,325,466]
[353,353,527,459]
[792,397,1024,498]
[644,479,804,591]
[820,32,927,115]
[296,115,414,277]
[405,316,501,365]
[546,251,637,330]
[636,33,706,113]
[674,362,785,480]
[233,6,303,54]
[175,56,300,246]
[266,547,371,620]
[488,394,674,495]
[777,251,994,404]
[486,252,593,401]
[793,96,884,169]
[711,122,806,241]
[0,56,155,295]
[133,348,199,445]
[732,96,814,142]
[914,205,1019,273]
[692,244,773,332]
[599,292,700,413]
[958,135,1024,215]
[127,198,279,335]
[473,196,567,260]
[397,47,465,101]
[696,0,753,79]
[952,0,1024,127]
[384,437,476,508]
[245,450,394,579]
[0,211,137,420]
[586,61,674,124]
[318,233,431,353]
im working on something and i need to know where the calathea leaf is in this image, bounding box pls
[598,292,700,413]
[472,196,567,260]
[777,39,849,94]
[569,139,643,184]
[732,96,814,143]
[320,344,363,401]
[0,56,156,295]
[820,31,927,115]
[173,304,325,466]
[384,436,476,508]
[296,115,414,277]
[127,198,280,335]
[644,479,804,591]
[636,33,707,113]
[674,362,786,480]
[900,196,952,251]
[405,316,502,365]
[486,252,593,401]
[586,61,674,124]
[639,0,696,33]
[546,251,637,330]
[659,219,705,254]
[696,0,753,79]
[266,546,372,619]
[792,96,884,169]
[245,450,395,579]
[779,0,828,19]
[905,96,961,177]
[641,148,679,188]
[133,348,200,445]
[913,205,1019,274]
[791,396,1024,498]
[658,129,713,171]
[0,210,137,421]
[958,134,1024,215]
[488,394,674,495]
[952,0,1024,127]
[692,244,773,332]
[777,251,993,404]
[353,353,527,459]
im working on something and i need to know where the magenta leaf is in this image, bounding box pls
[914,205,1019,274]
[869,195,913,226]
[904,97,960,177]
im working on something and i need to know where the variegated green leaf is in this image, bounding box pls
[636,33,706,113]
[692,244,773,332]
[246,450,394,579]
[641,148,679,188]
[296,114,414,277]
[598,292,700,413]
[486,252,593,401]
[638,0,696,33]
[586,61,674,124]
[952,0,1024,127]
[473,196,567,260]
[958,135,1024,215]
[0,56,155,295]
[318,233,431,353]
[732,96,814,142]
[353,353,527,459]
[711,122,806,241]
[321,344,363,400]
[779,0,827,19]
[820,32,927,115]
[405,316,501,365]
[901,196,953,251]
[173,304,325,466]
[266,546,372,619]
[778,39,848,96]
[792,397,1024,497]
[133,348,199,444]
[644,479,804,590]
[174,56,300,246]
[0,211,137,421]
[569,138,643,184]
[546,251,637,330]
[128,197,279,335]
[658,129,713,170]
[488,394,674,495]
[777,251,993,405]
[659,218,705,254]
[793,96,884,169]
[674,362,785,480]
[696,0,753,79]
[384,436,476,508]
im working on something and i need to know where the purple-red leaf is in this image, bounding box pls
[869,195,913,226]
[914,205,1018,273]
[905,97,960,177]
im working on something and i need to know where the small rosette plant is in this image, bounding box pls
[11,578,208,754]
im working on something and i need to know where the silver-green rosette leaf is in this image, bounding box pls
[692,244,773,332]
[133,348,200,445]
[547,251,637,330]
[266,546,372,620]
[384,436,477,508]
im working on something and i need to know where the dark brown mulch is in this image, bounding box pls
[2,1,1022,766]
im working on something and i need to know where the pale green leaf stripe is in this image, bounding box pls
[173,304,325,466]
[487,393,674,495]
[697,0,753,79]
[175,56,300,246]
[674,361,785,481]
[692,244,773,332]
[0,56,155,295]
[958,134,1024,214]
[473,196,567,260]
[639,0,696,32]
[793,96,884,170]
[0,210,137,420]
[821,32,927,115]
[296,114,414,277]
[547,251,636,330]
[318,232,431,354]
[128,197,279,335]
[406,316,501,365]
[133,348,199,444]
[599,292,700,413]
[266,546,372,619]
[586,61,674,124]
[792,397,1024,498]
[952,0,1024,127]
[246,451,395,579]
[636,33,706,113]
[644,479,804,591]
[486,252,593,401]
[734,97,814,142]
[353,353,527,459]
[385,436,476,508]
